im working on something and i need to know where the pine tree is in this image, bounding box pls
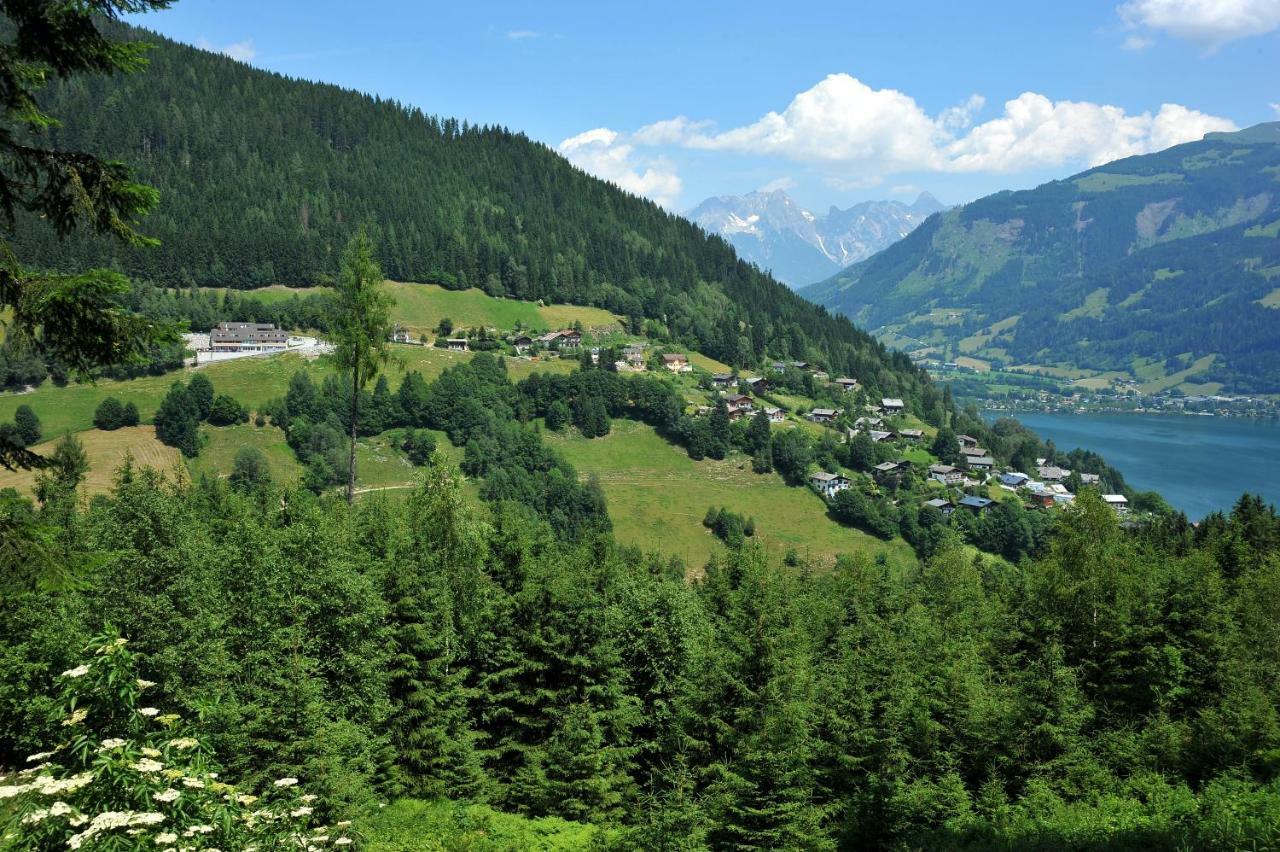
[12,405,40,447]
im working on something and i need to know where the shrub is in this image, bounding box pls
[229,447,272,493]
[0,631,353,851]
[93,398,128,431]
[13,404,40,446]
[207,394,249,426]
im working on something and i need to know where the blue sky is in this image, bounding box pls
[128,0,1279,212]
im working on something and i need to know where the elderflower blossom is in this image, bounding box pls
[183,824,215,836]
[25,751,55,763]
[96,637,128,654]
[167,737,199,750]
[66,810,164,850]
[300,794,317,803]
[141,747,161,758]
[155,832,178,845]
[98,738,127,752]
[273,777,299,788]
[235,793,258,805]
[1,782,33,800]
[335,820,352,827]
[137,678,156,690]
[137,707,160,717]
[61,665,90,678]
[32,772,95,796]
[290,806,313,817]
[154,788,180,803]
[132,758,164,774]
[62,708,88,727]
[155,713,181,727]
[181,778,204,789]
[334,839,352,846]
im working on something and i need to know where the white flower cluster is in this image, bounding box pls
[66,809,165,850]
[1,771,96,799]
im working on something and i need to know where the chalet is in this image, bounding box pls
[881,398,905,413]
[209,322,288,353]
[808,408,841,423]
[1037,465,1070,482]
[873,460,910,483]
[1080,473,1101,485]
[711,373,737,389]
[744,376,769,392]
[537,329,583,348]
[1000,472,1031,488]
[445,338,470,352]
[968,447,989,458]
[854,416,883,429]
[763,406,785,423]
[869,430,894,443]
[390,326,412,344]
[965,456,995,472]
[898,428,923,442]
[662,353,691,373]
[957,434,980,451]
[511,334,534,353]
[791,361,809,371]
[930,464,963,485]
[809,471,851,499]
[724,393,754,413]
[1102,494,1130,515]
[622,345,647,370]
[924,498,955,517]
[959,495,994,515]
[589,347,601,364]
[833,377,860,392]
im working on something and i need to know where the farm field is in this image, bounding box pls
[187,423,305,484]
[546,419,918,572]
[203,282,624,337]
[0,427,181,498]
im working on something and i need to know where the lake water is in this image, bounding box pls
[984,411,1280,520]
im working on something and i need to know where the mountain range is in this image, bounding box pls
[802,123,1280,393]
[687,190,944,287]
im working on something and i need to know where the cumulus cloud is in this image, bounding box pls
[758,176,796,193]
[558,128,683,207]
[1118,0,1280,51]
[599,73,1235,177]
[1271,102,1280,115]
[195,37,256,62]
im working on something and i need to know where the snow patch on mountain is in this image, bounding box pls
[686,189,944,288]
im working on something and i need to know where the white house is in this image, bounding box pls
[1102,494,1130,514]
[763,406,785,423]
[808,408,842,423]
[809,471,851,499]
[929,464,963,485]
[881,398,905,413]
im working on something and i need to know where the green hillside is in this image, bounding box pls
[803,123,1280,392]
[14,21,930,404]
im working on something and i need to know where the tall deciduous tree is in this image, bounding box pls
[327,229,395,503]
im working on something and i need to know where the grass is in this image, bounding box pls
[687,351,733,374]
[1074,172,1183,192]
[187,422,304,484]
[0,427,181,498]
[1136,354,1216,394]
[0,347,576,439]
[546,420,918,573]
[203,281,624,337]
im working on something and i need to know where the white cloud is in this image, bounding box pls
[824,175,885,191]
[1271,102,1280,115]
[606,73,1235,177]
[558,128,683,208]
[758,176,796,193]
[1118,0,1280,51]
[195,37,256,62]
[1122,34,1156,50]
[506,29,541,40]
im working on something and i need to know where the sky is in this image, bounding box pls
[126,0,1280,213]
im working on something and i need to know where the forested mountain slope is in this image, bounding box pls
[13,23,929,399]
[803,123,1280,392]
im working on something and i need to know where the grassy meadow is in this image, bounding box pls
[546,419,918,572]
[0,426,182,498]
